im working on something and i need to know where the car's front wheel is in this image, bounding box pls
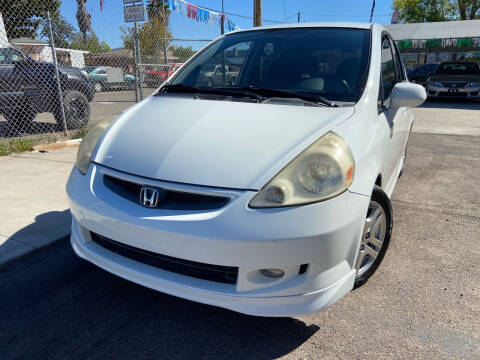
[354,185,393,288]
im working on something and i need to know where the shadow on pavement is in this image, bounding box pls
[420,98,480,110]
[0,238,319,359]
[0,120,60,138]
[3,210,71,249]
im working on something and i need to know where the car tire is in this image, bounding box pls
[94,82,103,92]
[3,107,36,132]
[54,90,90,130]
[353,185,393,289]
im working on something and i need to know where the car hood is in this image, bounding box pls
[429,74,480,82]
[93,96,354,190]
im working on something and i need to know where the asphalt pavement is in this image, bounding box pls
[1,126,479,359]
[0,99,480,360]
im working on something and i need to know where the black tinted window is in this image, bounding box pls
[436,62,480,75]
[0,48,24,65]
[390,38,405,82]
[171,28,371,102]
[381,37,396,102]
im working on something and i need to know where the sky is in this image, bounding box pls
[60,0,394,49]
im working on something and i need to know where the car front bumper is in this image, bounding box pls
[427,85,480,99]
[66,163,370,316]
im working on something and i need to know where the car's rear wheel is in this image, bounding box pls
[54,90,90,130]
[94,82,103,92]
[354,185,393,288]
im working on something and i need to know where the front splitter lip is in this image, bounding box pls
[70,225,356,317]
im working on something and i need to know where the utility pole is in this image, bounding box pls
[369,0,376,23]
[47,11,67,135]
[297,11,300,23]
[254,0,262,27]
[220,0,224,35]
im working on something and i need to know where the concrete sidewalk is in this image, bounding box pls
[0,146,78,267]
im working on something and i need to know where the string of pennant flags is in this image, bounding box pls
[164,0,240,32]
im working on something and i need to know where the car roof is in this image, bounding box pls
[230,22,375,35]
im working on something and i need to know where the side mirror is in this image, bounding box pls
[391,82,426,109]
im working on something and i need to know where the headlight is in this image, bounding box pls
[466,81,480,87]
[428,80,443,87]
[76,119,113,174]
[249,132,355,208]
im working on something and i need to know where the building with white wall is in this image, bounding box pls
[386,19,480,69]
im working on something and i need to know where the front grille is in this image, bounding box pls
[439,92,468,97]
[442,82,467,88]
[103,175,230,211]
[91,232,238,284]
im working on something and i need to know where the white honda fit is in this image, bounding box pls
[67,23,426,316]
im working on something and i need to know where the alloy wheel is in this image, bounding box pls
[355,200,387,277]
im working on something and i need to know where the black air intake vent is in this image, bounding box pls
[103,175,230,211]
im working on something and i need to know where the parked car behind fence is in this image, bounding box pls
[0,46,94,132]
[407,63,438,86]
[145,63,183,88]
[86,66,135,92]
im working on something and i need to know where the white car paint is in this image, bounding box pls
[94,98,355,190]
[67,23,426,316]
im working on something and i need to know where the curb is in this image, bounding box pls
[33,138,81,152]
[0,234,70,270]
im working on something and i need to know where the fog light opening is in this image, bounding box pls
[260,268,285,278]
[299,264,309,275]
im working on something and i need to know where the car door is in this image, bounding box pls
[0,48,26,112]
[97,68,107,82]
[377,35,408,185]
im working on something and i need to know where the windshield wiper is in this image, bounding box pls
[232,85,337,107]
[158,83,264,102]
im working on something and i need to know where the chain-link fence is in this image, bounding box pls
[0,1,212,145]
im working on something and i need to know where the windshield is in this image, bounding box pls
[0,47,24,64]
[84,66,98,73]
[168,28,371,103]
[435,62,480,75]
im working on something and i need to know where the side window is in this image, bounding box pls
[390,38,405,82]
[0,48,24,65]
[380,37,396,108]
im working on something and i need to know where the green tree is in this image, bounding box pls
[393,0,455,22]
[70,31,111,53]
[76,0,91,43]
[0,0,60,39]
[457,0,480,19]
[393,0,480,23]
[40,14,75,48]
[169,45,196,62]
[99,40,111,53]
